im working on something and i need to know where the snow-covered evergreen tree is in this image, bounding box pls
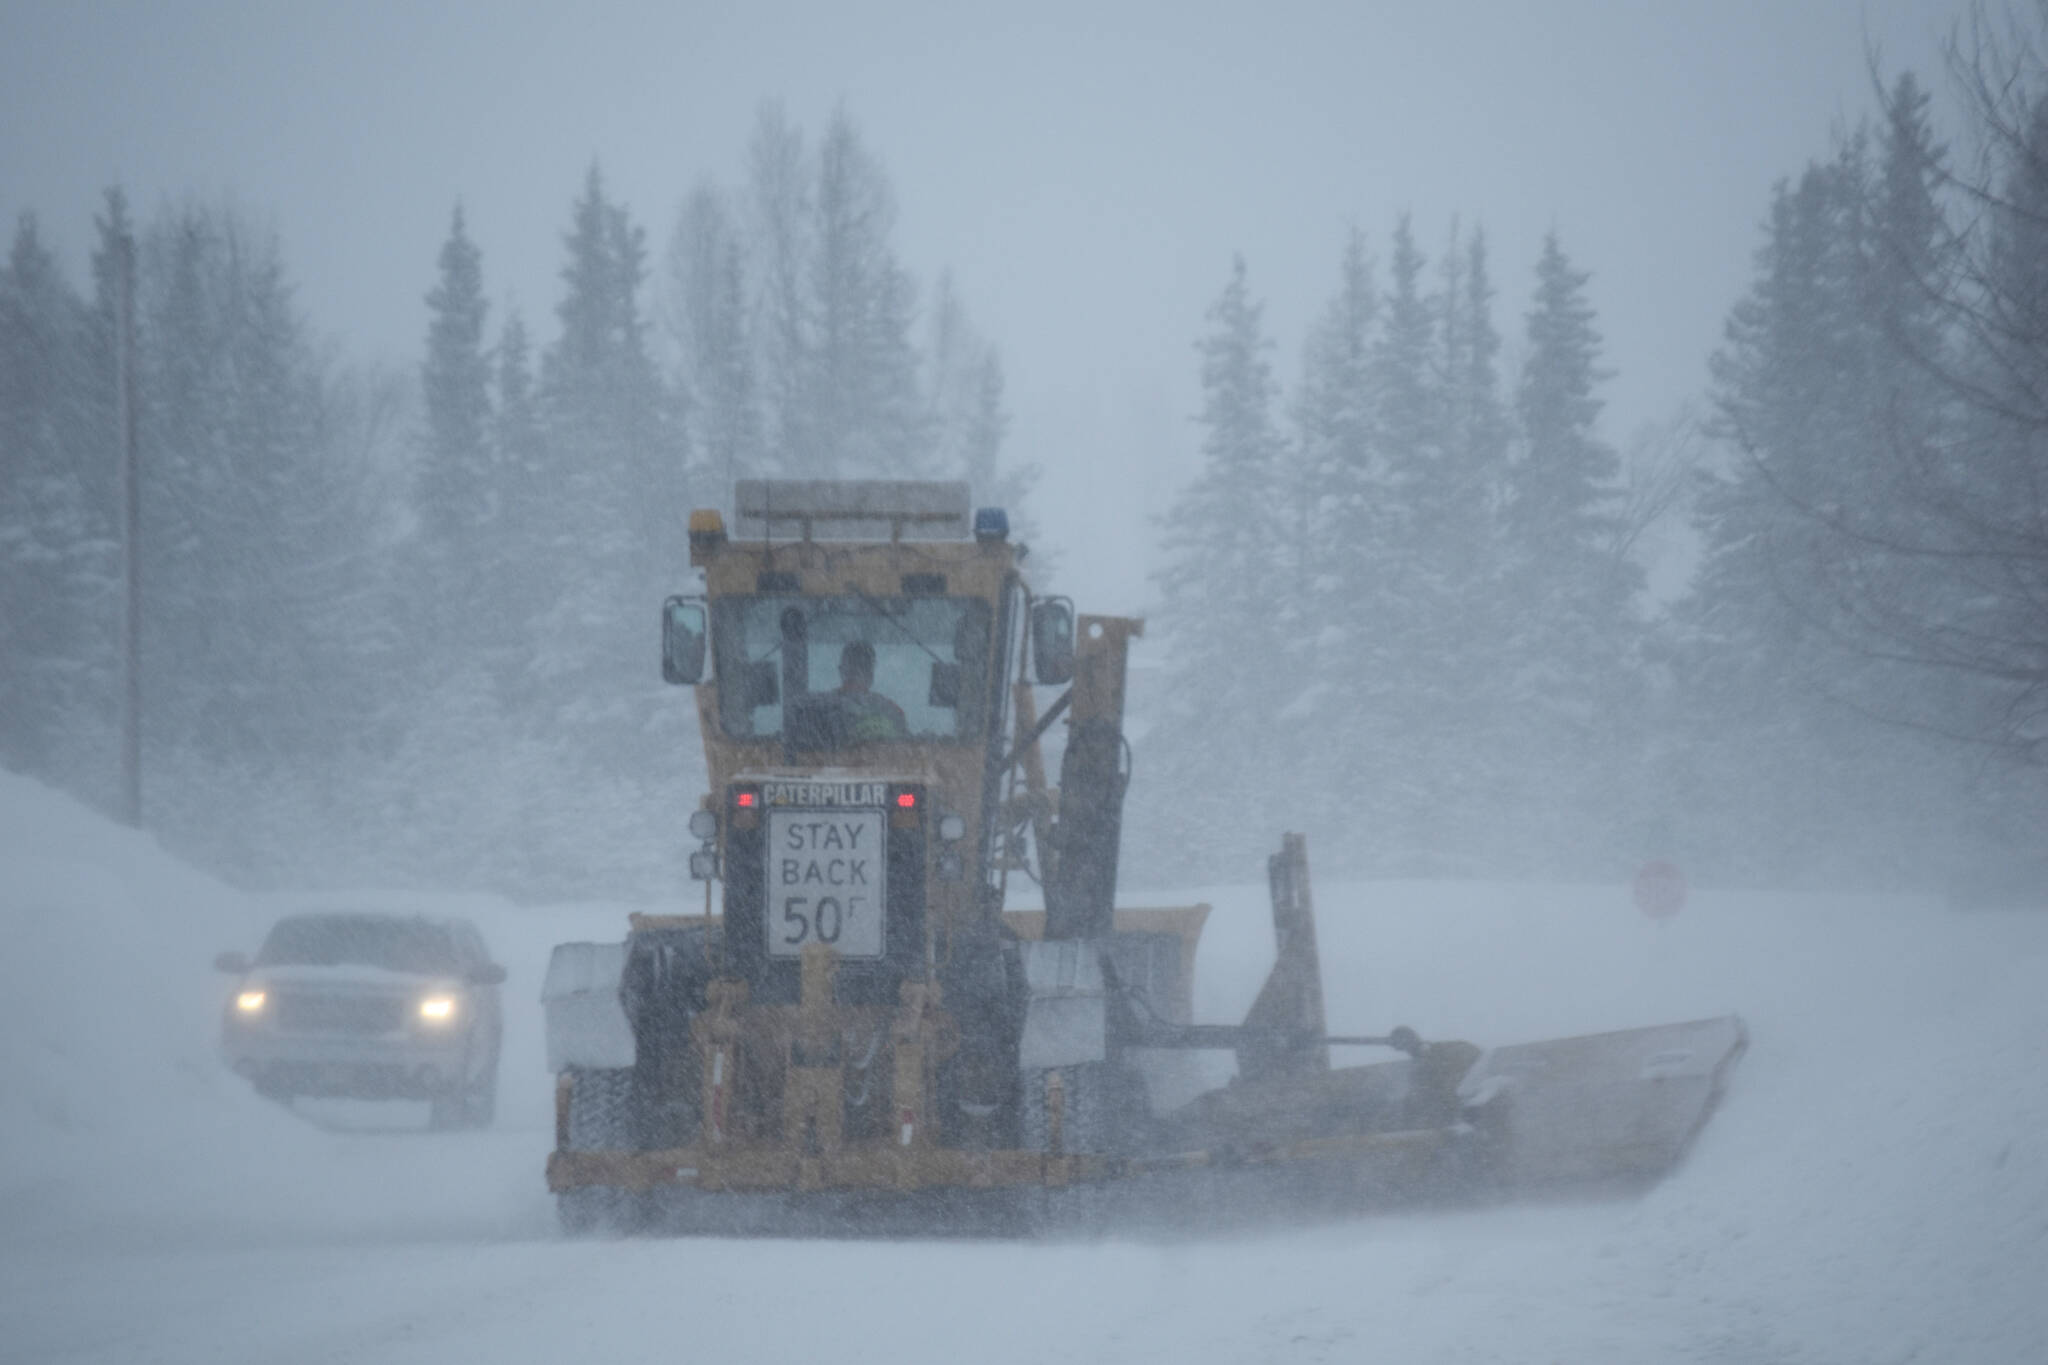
[805,109,928,477]
[530,166,688,762]
[1673,95,1981,885]
[1497,232,1642,872]
[1373,217,1440,511]
[1287,228,1395,831]
[668,182,761,494]
[1681,146,1881,879]
[1445,229,1511,539]
[420,207,492,525]
[1292,227,1378,609]
[545,166,682,557]
[411,205,495,665]
[0,213,114,791]
[131,203,379,772]
[1135,257,1293,882]
[1414,224,1518,866]
[1360,216,1471,866]
[484,306,551,698]
[1508,235,1625,578]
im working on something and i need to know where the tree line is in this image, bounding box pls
[1130,13,2048,893]
[1131,221,1652,884]
[0,105,1028,896]
[7,14,2048,901]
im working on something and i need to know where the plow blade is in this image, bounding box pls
[1463,1014,1748,1192]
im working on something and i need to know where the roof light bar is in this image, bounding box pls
[735,479,971,542]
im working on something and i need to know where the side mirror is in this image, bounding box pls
[1031,597,1076,686]
[928,660,962,708]
[661,597,708,685]
[214,951,251,975]
[472,963,508,987]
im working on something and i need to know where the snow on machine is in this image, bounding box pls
[541,479,1745,1234]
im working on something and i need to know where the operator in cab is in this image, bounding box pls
[836,640,908,740]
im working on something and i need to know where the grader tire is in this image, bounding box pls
[557,1067,639,1236]
[563,1067,635,1150]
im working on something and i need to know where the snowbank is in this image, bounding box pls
[0,770,616,1247]
[0,770,284,1242]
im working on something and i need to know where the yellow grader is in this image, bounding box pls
[541,480,1745,1235]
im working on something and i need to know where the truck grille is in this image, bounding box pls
[273,992,407,1035]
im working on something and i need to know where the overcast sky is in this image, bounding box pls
[1,0,1969,613]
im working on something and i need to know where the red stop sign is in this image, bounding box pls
[1634,860,1687,921]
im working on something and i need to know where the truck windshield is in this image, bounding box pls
[256,914,462,974]
[712,594,993,746]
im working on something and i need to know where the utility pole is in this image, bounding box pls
[115,227,142,828]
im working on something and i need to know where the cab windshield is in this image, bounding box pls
[712,594,993,746]
[257,914,461,974]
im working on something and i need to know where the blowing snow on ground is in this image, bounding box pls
[2,768,2044,1364]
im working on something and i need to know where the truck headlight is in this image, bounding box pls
[235,990,266,1013]
[418,995,458,1023]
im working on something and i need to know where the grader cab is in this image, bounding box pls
[542,480,1744,1235]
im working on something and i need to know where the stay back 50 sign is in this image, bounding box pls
[766,809,887,958]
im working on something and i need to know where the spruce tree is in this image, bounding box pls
[807,109,927,477]
[1431,225,1516,866]
[1288,228,1392,829]
[1137,256,1291,882]
[486,306,550,697]
[118,201,386,810]
[534,166,688,772]
[1373,216,1439,508]
[420,207,492,536]
[670,182,761,494]
[1681,140,1905,882]
[1694,154,1867,662]
[1370,216,1442,633]
[1503,233,1639,873]
[414,205,495,661]
[1866,74,1947,405]
[1508,234,1626,573]
[1364,216,1460,866]
[1293,227,1378,599]
[0,213,108,785]
[1826,73,1959,735]
[1448,229,1510,528]
[543,164,683,578]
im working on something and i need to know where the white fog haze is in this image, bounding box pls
[4,1,2047,1360]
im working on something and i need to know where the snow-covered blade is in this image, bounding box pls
[1461,1014,1748,1191]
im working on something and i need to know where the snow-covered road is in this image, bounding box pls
[4,1196,1673,1364]
[4,771,2045,1364]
